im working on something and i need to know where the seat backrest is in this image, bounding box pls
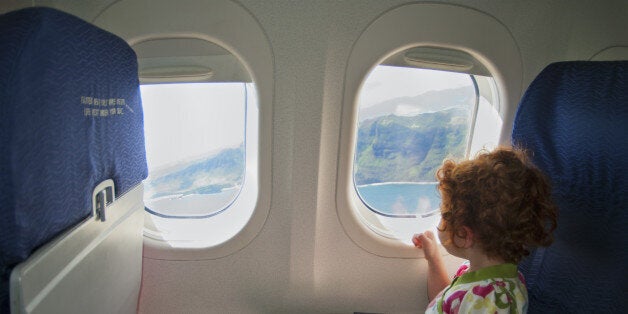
[512,61,628,313]
[0,7,147,313]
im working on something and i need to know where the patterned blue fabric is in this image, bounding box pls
[512,61,628,313]
[0,7,147,311]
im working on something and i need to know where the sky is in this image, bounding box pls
[141,83,248,170]
[358,65,474,109]
[141,66,477,170]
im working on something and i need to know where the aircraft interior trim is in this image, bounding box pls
[1,0,627,313]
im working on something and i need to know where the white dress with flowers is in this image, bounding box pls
[425,262,528,314]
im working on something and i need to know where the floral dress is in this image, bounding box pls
[425,263,528,314]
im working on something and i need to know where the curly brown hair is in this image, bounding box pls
[436,147,558,264]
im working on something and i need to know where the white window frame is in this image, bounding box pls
[95,0,272,260]
[336,3,523,258]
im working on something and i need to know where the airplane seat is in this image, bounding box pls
[0,7,147,313]
[512,61,628,313]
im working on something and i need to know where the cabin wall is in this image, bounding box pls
[137,1,627,313]
[2,0,627,313]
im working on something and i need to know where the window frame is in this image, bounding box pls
[94,0,273,260]
[335,3,523,258]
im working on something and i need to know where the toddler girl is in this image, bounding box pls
[413,147,558,313]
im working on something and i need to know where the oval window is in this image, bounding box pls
[355,65,476,218]
[351,46,502,240]
[135,38,256,219]
[142,82,253,218]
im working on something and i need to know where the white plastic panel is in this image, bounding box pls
[94,0,273,260]
[337,3,523,258]
[10,185,145,314]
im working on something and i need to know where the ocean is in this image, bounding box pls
[355,182,441,217]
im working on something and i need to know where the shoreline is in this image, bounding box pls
[356,181,438,188]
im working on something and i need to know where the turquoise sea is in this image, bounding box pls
[356,182,441,217]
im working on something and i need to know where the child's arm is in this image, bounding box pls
[412,231,451,301]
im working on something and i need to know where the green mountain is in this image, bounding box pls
[145,85,472,196]
[354,108,469,185]
[145,145,244,199]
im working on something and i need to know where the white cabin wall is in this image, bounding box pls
[217,2,626,314]
[496,0,628,89]
[562,1,628,60]
[2,0,627,313]
[140,1,626,313]
[137,2,442,312]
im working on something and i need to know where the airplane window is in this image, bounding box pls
[98,1,272,256]
[351,57,501,240]
[141,82,255,218]
[337,4,518,257]
[354,66,475,218]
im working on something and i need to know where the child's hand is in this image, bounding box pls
[412,231,440,262]
[413,231,450,301]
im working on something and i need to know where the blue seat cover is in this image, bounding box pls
[0,7,147,311]
[512,61,628,313]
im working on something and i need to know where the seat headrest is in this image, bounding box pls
[513,61,627,230]
[512,61,628,312]
[0,7,147,310]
